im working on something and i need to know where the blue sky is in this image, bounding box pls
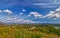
[0,0,60,24]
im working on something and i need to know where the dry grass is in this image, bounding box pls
[0,24,60,38]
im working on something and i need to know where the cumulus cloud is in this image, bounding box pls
[3,9,13,14]
[0,16,35,23]
[27,7,60,20]
[0,9,13,14]
[28,12,43,19]
[43,7,60,19]
[19,13,24,15]
[0,10,2,12]
[22,9,26,12]
[43,11,55,18]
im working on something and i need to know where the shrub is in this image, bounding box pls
[56,28,60,36]
[46,25,57,33]
[31,34,42,38]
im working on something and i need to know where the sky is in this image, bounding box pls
[0,0,60,24]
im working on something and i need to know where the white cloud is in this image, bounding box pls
[19,9,26,16]
[43,7,60,19]
[28,12,43,19]
[19,13,24,15]
[0,16,35,23]
[27,7,60,20]
[3,9,13,14]
[43,11,55,18]
[55,7,60,11]
[33,3,47,6]
[33,3,58,8]
[33,0,60,8]
[0,10,2,12]
[22,9,26,12]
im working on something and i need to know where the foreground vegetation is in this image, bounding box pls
[0,24,60,38]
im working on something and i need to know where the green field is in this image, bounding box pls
[0,24,60,38]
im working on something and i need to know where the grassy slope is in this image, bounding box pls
[0,24,60,38]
